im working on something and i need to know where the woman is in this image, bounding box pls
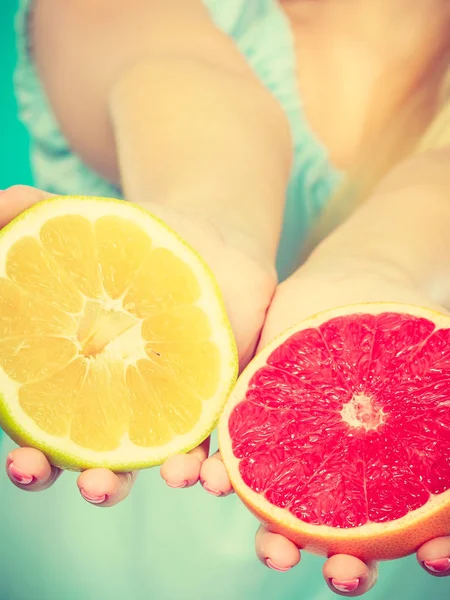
[1,1,449,597]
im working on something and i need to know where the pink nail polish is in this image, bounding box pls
[330,578,360,593]
[202,483,223,497]
[424,558,450,573]
[80,489,107,504]
[266,558,292,572]
[9,463,34,485]
[166,480,188,489]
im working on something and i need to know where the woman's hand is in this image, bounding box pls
[201,149,450,595]
[1,185,276,507]
[200,267,450,595]
[19,3,290,504]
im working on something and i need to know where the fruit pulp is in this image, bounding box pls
[228,312,450,528]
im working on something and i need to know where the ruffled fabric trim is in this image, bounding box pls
[213,1,342,277]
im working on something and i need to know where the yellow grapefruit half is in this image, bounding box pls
[219,303,450,561]
[0,196,238,471]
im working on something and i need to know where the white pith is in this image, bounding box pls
[340,393,386,431]
[219,302,450,537]
[0,197,237,468]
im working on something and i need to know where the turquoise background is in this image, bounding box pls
[0,0,33,189]
[0,2,448,599]
[0,0,29,446]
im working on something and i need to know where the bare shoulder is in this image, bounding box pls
[31,0,250,181]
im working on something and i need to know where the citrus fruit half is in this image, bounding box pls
[219,303,450,561]
[0,196,237,471]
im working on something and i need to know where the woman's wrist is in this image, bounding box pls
[136,199,279,280]
[297,150,450,308]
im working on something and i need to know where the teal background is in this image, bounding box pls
[0,2,448,599]
[0,0,33,189]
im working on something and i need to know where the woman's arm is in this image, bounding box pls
[109,59,290,264]
[5,0,291,508]
[201,148,450,595]
[32,0,292,265]
[301,148,450,308]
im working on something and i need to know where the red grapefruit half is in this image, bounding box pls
[218,303,450,561]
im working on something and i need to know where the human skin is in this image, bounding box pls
[4,0,450,596]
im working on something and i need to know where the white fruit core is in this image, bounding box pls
[340,393,386,431]
[77,304,140,358]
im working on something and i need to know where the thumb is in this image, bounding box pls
[0,186,55,228]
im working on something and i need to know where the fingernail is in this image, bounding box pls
[424,558,450,573]
[202,482,223,497]
[266,558,292,572]
[330,578,360,593]
[9,463,34,485]
[80,489,107,504]
[166,480,188,489]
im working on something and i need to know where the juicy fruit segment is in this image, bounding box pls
[19,358,89,438]
[221,307,450,559]
[0,336,78,383]
[124,248,201,317]
[40,215,103,298]
[0,198,236,469]
[95,216,153,299]
[7,237,84,313]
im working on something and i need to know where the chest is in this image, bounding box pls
[282,2,449,170]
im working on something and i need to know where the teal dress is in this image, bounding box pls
[0,2,446,599]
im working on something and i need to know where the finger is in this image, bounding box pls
[200,450,233,497]
[0,186,55,227]
[77,468,137,507]
[6,448,61,492]
[160,437,210,489]
[323,554,378,596]
[255,525,300,572]
[417,536,450,576]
